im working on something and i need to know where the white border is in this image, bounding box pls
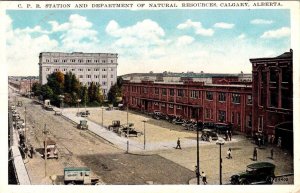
[1,1,299,193]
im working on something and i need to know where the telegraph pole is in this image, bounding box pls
[44,124,47,177]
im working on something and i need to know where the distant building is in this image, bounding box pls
[121,72,252,84]
[39,52,118,95]
[9,78,38,95]
[250,49,293,149]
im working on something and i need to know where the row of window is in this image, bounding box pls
[131,86,252,105]
[153,102,183,109]
[46,59,115,64]
[47,68,114,72]
[78,75,112,79]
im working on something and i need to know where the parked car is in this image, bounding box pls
[152,111,163,120]
[201,129,219,141]
[230,162,275,185]
[81,111,88,117]
[214,123,232,134]
[203,122,215,129]
[77,120,88,130]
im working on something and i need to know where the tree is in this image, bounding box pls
[47,71,64,95]
[80,85,88,107]
[107,77,123,106]
[31,82,42,96]
[41,84,54,101]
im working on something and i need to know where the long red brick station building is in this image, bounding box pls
[122,50,293,150]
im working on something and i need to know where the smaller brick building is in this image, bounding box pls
[122,78,252,133]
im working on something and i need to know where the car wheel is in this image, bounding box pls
[266,176,274,184]
[240,179,249,185]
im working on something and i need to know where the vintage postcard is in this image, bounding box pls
[1,1,299,193]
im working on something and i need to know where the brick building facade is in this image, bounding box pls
[122,79,252,133]
[250,50,293,148]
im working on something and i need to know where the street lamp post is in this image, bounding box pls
[195,107,202,185]
[77,99,81,115]
[216,139,225,185]
[142,120,147,150]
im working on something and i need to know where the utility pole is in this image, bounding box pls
[196,107,201,185]
[24,106,27,145]
[142,120,147,150]
[44,124,47,177]
[126,102,129,153]
[216,139,225,185]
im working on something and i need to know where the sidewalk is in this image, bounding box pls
[62,110,243,153]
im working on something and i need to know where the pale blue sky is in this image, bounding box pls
[6,9,291,76]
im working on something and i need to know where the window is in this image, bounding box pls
[232,93,241,104]
[46,68,50,71]
[71,69,75,71]
[54,59,59,62]
[87,68,91,71]
[102,60,106,63]
[78,59,83,63]
[162,88,167,96]
[169,104,174,108]
[111,68,114,71]
[102,68,107,72]
[102,81,107,86]
[79,69,83,71]
[206,91,213,100]
[231,112,235,123]
[218,92,226,102]
[218,110,226,122]
[161,103,166,107]
[170,89,174,96]
[63,68,67,71]
[46,59,50,62]
[246,114,252,128]
[62,59,67,63]
[102,75,107,78]
[191,90,199,98]
[177,89,184,97]
[94,68,99,71]
[144,87,147,93]
[111,75,113,78]
[94,60,99,63]
[87,59,92,63]
[71,59,76,62]
[111,81,114,85]
[86,75,91,78]
[205,108,212,119]
[103,89,107,94]
[177,105,182,109]
[237,112,241,125]
[247,95,252,105]
[111,60,114,63]
[154,102,159,106]
[258,116,263,131]
[154,88,159,94]
[94,75,99,78]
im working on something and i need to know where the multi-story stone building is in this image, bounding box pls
[250,49,293,149]
[39,52,118,95]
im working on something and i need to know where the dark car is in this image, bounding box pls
[203,122,215,129]
[152,111,163,120]
[201,129,219,141]
[215,123,232,134]
[230,162,275,185]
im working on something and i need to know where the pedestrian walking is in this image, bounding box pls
[258,138,261,147]
[227,148,232,159]
[229,131,232,141]
[253,147,257,161]
[225,130,229,141]
[270,148,274,159]
[201,171,207,185]
[175,138,181,149]
[277,137,282,147]
[271,135,275,144]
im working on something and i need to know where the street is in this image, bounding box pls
[9,90,294,185]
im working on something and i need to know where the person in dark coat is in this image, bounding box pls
[270,148,274,159]
[175,138,181,149]
[253,147,258,161]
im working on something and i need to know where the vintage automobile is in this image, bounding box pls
[201,129,219,141]
[108,120,121,132]
[214,122,233,134]
[64,167,99,185]
[230,162,276,185]
[152,111,163,120]
[77,120,88,130]
[203,122,215,130]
